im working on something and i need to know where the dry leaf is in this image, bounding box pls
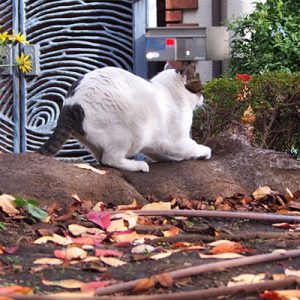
[285,268,300,278]
[0,286,33,295]
[100,257,126,267]
[241,105,256,124]
[95,249,123,258]
[131,244,156,254]
[163,226,181,237]
[33,258,63,265]
[106,219,128,233]
[141,202,171,211]
[74,163,107,175]
[80,281,111,292]
[42,279,84,289]
[0,194,19,215]
[65,246,88,260]
[150,251,172,260]
[116,199,138,211]
[261,290,300,299]
[111,231,158,243]
[199,252,244,259]
[86,210,111,230]
[34,234,72,245]
[132,277,155,293]
[152,273,173,287]
[252,186,272,201]
[227,273,266,286]
[68,224,90,236]
[111,211,138,229]
[209,241,244,254]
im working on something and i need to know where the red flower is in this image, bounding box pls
[236,73,252,83]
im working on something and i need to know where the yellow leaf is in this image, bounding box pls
[65,246,87,260]
[68,224,90,236]
[241,105,256,124]
[141,202,171,211]
[34,234,72,245]
[252,186,272,200]
[33,258,63,265]
[227,273,266,286]
[74,163,107,175]
[106,219,128,233]
[150,251,172,260]
[100,257,126,267]
[0,194,19,215]
[42,279,84,289]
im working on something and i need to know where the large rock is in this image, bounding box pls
[1,126,299,207]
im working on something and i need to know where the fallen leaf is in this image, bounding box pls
[163,226,181,237]
[95,249,123,258]
[34,234,72,245]
[116,199,138,211]
[65,246,88,260]
[272,222,292,229]
[152,273,173,287]
[111,231,158,244]
[199,252,244,259]
[252,186,272,201]
[68,224,91,236]
[0,194,19,215]
[33,258,63,265]
[285,268,300,278]
[131,244,156,254]
[48,291,94,297]
[111,211,138,229]
[0,286,32,295]
[236,73,252,83]
[227,273,266,286]
[80,281,111,292]
[150,251,172,260]
[141,202,171,211]
[74,163,107,175]
[132,277,155,293]
[106,219,128,233]
[42,279,84,289]
[261,290,300,299]
[86,211,111,230]
[100,257,126,267]
[209,241,244,254]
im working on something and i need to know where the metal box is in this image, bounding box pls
[145,26,229,61]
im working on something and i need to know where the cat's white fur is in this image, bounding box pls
[64,67,211,172]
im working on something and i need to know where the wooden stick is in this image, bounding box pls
[96,248,300,296]
[127,209,300,223]
[0,278,296,300]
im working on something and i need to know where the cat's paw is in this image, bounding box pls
[139,161,150,172]
[196,145,211,160]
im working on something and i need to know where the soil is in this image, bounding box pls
[0,128,300,299]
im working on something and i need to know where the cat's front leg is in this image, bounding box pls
[167,138,211,161]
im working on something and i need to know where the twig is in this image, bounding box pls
[96,248,300,296]
[126,209,300,223]
[149,231,300,245]
[0,278,297,300]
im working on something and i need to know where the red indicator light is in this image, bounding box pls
[165,38,175,46]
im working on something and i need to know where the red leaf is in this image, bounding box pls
[80,280,111,292]
[95,249,123,258]
[260,291,281,300]
[86,211,111,230]
[236,73,252,83]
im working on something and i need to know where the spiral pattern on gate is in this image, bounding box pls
[0,0,14,153]
[25,0,133,161]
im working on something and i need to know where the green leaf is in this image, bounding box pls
[26,203,48,221]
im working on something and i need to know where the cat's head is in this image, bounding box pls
[181,62,204,107]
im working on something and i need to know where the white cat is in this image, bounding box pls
[39,64,211,172]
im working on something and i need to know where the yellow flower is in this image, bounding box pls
[10,30,29,44]
[0,31,11,44]
[16,52,32,73]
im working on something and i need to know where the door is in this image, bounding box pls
[0,0,146,161]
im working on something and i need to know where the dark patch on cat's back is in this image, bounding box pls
[66,76,83,98]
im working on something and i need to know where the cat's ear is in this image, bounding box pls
[181,62,196,78]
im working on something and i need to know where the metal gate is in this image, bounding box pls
[0,0,146,161]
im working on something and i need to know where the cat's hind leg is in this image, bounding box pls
[101,151,149,172]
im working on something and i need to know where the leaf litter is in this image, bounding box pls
[0,186,300,298]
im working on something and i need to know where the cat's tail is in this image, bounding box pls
[38,104,85,155]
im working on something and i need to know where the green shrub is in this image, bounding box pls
[193,72,300,154]
[228,0,300,75]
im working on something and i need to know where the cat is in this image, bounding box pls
[38,63,211,172]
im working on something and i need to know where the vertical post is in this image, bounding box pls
[19,0,27,152]
[12,0,20,152]
[211,0,222,78]
[133,0,147,78]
